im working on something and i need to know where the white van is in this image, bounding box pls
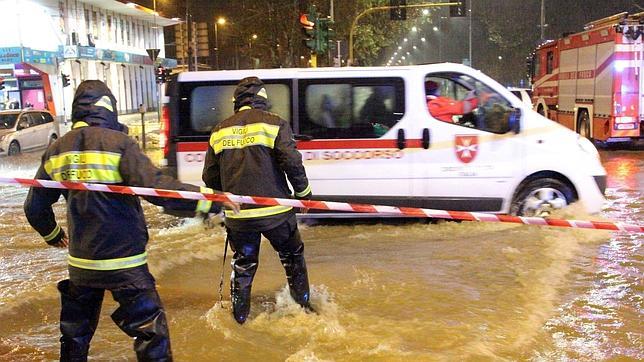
[160,63,606,217]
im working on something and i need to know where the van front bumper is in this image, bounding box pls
[593,175,607,195]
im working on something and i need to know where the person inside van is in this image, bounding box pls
[320,94,336,128]
[425,80,478,123]
[359,87,394,136]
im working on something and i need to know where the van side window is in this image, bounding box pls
[187,83,291,134]
[425,72,515,134]
[299,78,404,139]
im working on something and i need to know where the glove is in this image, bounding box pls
[295,189,312,214]
[46,227,68,248]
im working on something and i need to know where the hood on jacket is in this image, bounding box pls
[233,76,270,112]
[71,80,127,132]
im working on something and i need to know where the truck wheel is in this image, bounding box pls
[510,178,575,217]
[8,141,21,156]
[577,110,591,139]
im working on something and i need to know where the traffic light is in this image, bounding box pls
[301,6,318,52]
[316,17,334,54]
[162,68,171,82]
[450,0,467,17]
[155,66,165,84]
[61,73,70,87]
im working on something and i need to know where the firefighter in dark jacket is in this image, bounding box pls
[23,80,237,361]
[202,76,313,324]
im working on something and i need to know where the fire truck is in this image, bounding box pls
[530,12,643,143]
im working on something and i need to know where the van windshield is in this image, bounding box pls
[0,114,18,129]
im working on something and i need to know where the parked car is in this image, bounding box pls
[508,87,533,107]
[0,109,59,156]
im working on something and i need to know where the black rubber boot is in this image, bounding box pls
[57,280,104,362]
[279,245,313,312]
[111,289,172,362]
[230,258,257,324]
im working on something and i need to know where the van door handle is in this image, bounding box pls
[397,129,406,150]
[422,128,431,149]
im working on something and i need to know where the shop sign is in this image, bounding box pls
[64,46,79,58]
[0,47,23,65]
[23,48,60,65]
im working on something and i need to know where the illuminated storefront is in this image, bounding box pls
[0,0,177,119]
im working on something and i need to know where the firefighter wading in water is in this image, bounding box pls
[203,76,314,324]
[23,80,237,361]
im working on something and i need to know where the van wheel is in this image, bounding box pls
[8,141,21,156]
[510,178,575,217]
[49,134,58,145]
[577,110,591,139]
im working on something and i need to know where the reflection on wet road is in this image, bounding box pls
[0,149,641,360]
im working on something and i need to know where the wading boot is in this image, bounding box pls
[58,280,104,362]
[230,257,257,324]
[111,289,173,361]
[280,245,314,313]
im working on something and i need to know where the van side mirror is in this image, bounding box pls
[509,108,521,134]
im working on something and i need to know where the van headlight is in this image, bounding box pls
[578,136,599,159]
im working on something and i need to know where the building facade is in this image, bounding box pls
[0,0,178,119]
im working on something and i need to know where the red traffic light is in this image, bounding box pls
[299,13,314,30]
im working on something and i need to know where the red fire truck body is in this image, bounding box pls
[531,12,643,142]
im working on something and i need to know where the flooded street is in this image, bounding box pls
[0,149,641,361]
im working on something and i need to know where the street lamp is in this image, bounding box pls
[214,17,226,70]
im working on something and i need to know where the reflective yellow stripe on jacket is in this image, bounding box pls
[224,205,292,219]
[295,184,312,198]
[43,224,61,242]
[44,151,122,183]
[196,186,213,213]
[68,252,148,271]
[210,122,280,154]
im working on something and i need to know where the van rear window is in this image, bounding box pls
[190,83,291,133]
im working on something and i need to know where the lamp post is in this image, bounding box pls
[214,17,226,70]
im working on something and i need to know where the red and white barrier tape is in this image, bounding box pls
[1,177,641,233]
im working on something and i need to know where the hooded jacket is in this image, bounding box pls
[202,77,311,232]
[24,80,220,288]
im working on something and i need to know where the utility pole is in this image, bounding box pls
[540,0,546,40]
[468,0,472,66]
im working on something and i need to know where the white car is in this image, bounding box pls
[508,87,533,107]
[0,109,59,156]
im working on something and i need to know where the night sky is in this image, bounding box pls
[140,0,642,84]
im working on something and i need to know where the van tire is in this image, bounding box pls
[49,134,58,145]
[8,141,20,156]
[577,110,591,139]
[510,178,575,217]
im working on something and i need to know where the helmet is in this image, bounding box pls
[233,76,269,112]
